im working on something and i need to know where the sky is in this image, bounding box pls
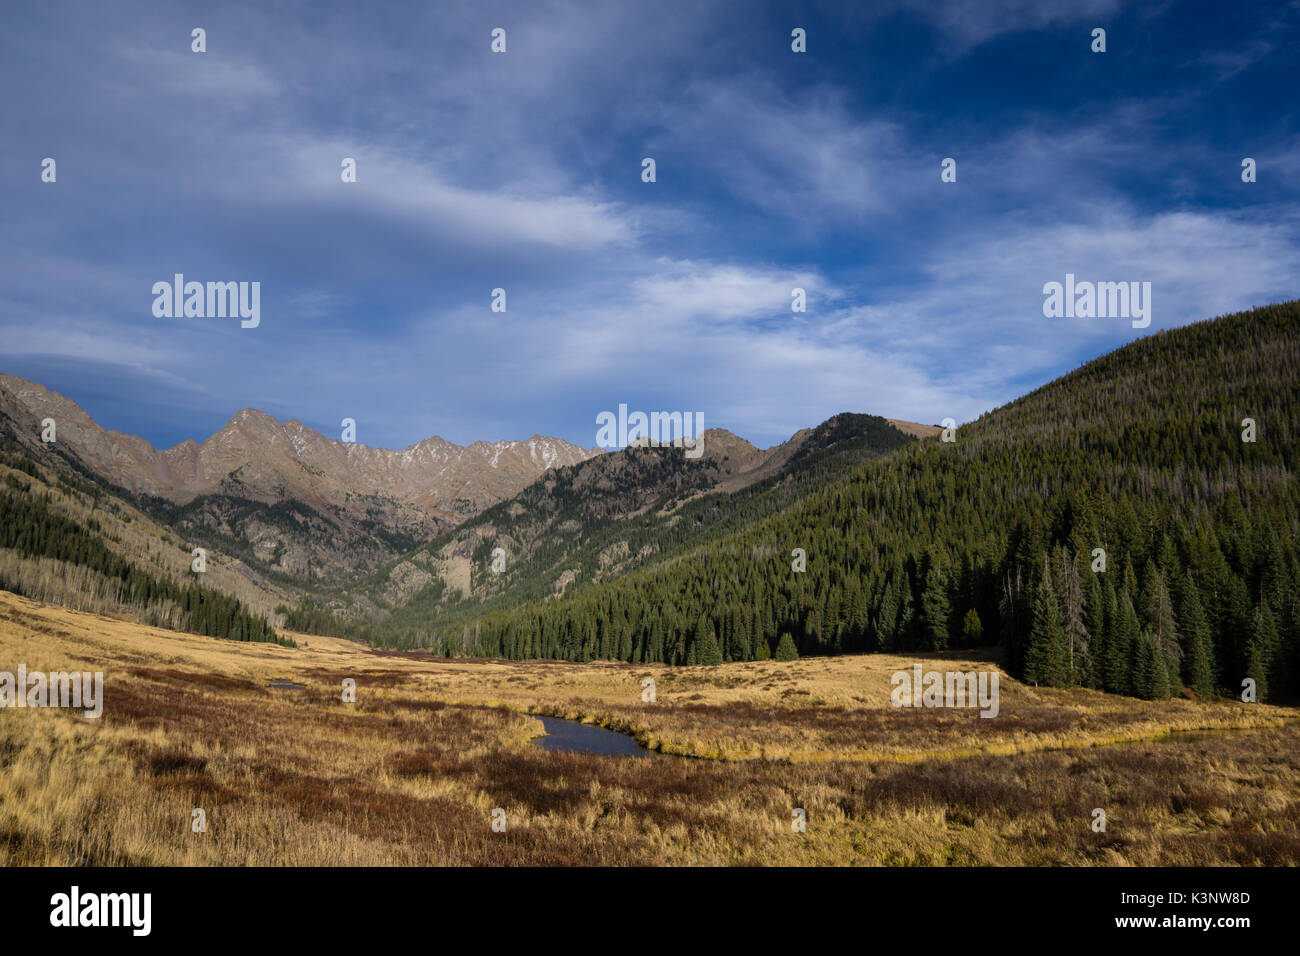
[2,0,1298,451]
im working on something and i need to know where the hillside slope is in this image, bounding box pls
[379,302,1300,703]
[311,413,921,633]
[0,374,597,585]
[0,449,288,646]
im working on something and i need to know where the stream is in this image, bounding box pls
[529,714,655,757]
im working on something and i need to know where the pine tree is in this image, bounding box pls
[896,583,916,651]
[921,564,950,651]
[1133,632,1172,700]
[694,618,723,666]
[774,633,799,661]
[847,583,869,649]
[1089,577,1114,690]
[1024,570,1070,687]
[1055,548,1087,681]
[1109,591,1140,696]
[1245,605,1277,701]
[1141,560,1181,687]
[668,622,687,666]
[1176,572,1215,697]
[876,580,898,650]
[1083,565,1104,687]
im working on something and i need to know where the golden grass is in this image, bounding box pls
[2,589,1298,866]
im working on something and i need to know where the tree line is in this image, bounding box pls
[327,303,1300,703]
[0,482,290,646]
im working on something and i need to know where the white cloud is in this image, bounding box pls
[631,260,830,325]
[111,44,281,98]
[895,0,1125,52]
[658,82,911,225]
[264,141,641,252]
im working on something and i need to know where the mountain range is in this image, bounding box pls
[326,301,1300,705]
[0,370,935,616]
[2,300,1297,702]
[0,373,597,583]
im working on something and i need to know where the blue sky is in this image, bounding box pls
[2,0,1297,451]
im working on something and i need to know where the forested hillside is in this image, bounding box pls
[0,453,290,647]
[323,414,917,637]
[369,302,1300,702]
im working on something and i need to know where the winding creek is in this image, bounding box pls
[524,713,1294,762]
[529,715,656,757]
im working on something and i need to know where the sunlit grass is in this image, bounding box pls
[2,589,1297,865]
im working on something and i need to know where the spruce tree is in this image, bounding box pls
[1244,606,1277,701]
[694,620,723,666]
[1024,571,1070,687]
[1083,567,1104,686]
[1091,578,1117,691]
[1055,548,1087,681]
[1177,572,1215,697]
[921,565,950,651]
[876,581,898,650]
[774,633,799,661]
[1111,592,1141,696]
[1133,632,1171,700]
[896,584,916,651]
[1141,561,1181,689]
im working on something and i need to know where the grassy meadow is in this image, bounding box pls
[2,588,1298,866]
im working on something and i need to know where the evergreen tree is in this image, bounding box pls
[1055,548,1087,681]
[921,564,950,651]
[1141,561,1181,688]
[1090,578,1117,691]
[774,633,799,661]
[1083,567,1104,686]
[1245,605,1278,701]
[896,584,916,651]
[1024,571,1070,687]
[876,580,898,651]
[1177,572,1215,697]
[694,618,723,665]
[1133,633,1172,700]
[1110,592,1141,696]
[847,584,869,648]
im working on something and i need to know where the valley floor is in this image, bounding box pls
[1,589,1297,865]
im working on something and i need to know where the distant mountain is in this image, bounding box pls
[0,420,292,640]
[0,368,943,653]
[0,374,595,517]
[356,301,1300,705]
[0,374,597,585]
[332,413,925,637]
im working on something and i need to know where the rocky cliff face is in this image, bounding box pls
[0,373,598,584]
[0,374,596,519]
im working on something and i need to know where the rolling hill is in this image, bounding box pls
[360,302,1300,703]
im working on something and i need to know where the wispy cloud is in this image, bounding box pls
[1,0,1296,452]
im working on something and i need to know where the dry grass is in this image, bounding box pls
[2,589,1298,865]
